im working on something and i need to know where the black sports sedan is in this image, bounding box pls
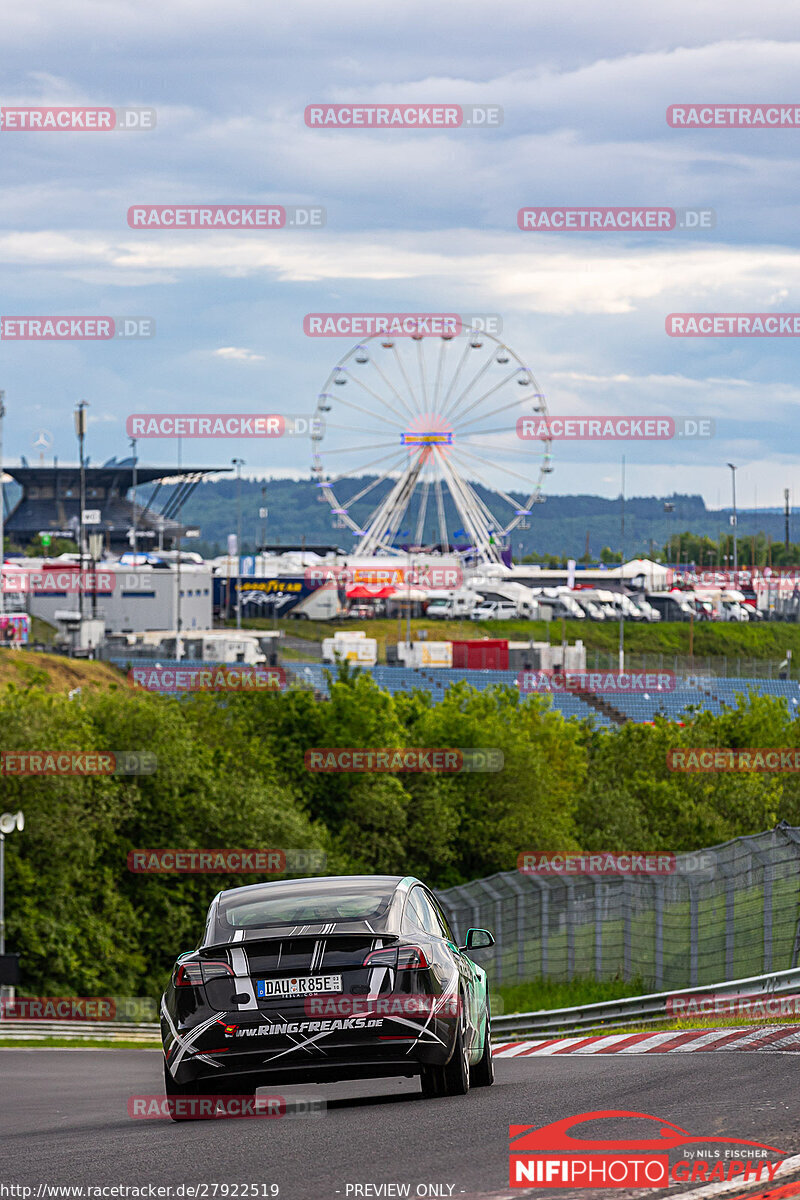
[161,874,494,1114]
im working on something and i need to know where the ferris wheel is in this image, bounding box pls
[311,327,554,564]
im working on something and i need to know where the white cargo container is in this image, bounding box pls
[322,630,378,666]
[397,641,453,668]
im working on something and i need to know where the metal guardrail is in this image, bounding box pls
[4,967,800,1043]
[491,965,800,1039]
[0,1020,160,1041]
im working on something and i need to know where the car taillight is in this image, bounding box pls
[363,945,429,970]
[174,961,203,987]
[174,959,234,986]
[201,959,235,983]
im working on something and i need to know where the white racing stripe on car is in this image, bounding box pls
[274,1011,327,1058]
[390,1014,447,1051]
[402,980,460,1056]
[260,1028,339,1063]
[230,947,259,1011]
[161,999,226,1075]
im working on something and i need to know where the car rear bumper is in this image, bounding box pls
[162,1014,457,1087]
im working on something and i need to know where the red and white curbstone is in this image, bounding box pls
[492,1026,800,1056]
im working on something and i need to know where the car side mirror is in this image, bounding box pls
[461,928,494,951]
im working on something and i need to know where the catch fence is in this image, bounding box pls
[438,825,800,992]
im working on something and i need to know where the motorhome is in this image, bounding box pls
[533,589,586,621]
[105,628,276,664]
[424,589,481,619]
[646,591,696,622]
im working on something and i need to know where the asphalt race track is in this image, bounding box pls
[2,1049,800,1199]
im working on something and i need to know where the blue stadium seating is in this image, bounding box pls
[109,655,800,724]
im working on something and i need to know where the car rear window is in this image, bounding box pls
[217,885,393,932]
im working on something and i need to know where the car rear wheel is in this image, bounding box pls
[163,1060,205,1122]
[419,1063,444,1098]
[470,1005,494,1087]
[440,1008,470,1096]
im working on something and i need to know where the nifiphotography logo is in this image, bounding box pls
[508,1110,785,1189]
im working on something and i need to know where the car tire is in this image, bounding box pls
[163,1059,206,1122]
[440,1007,470,1096]
[470,1005,494,1087]
[419,1063,444,1098]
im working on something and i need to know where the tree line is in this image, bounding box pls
[1,669,794,997]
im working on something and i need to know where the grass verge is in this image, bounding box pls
[494,975,647,1016]
[0,1037,161,1048]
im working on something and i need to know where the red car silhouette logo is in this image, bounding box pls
[510,1110,784,1155]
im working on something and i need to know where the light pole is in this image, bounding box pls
[130,436,138,561]
[663,501,675,569]
[0,391,5,620]
[175,436,183,662]
[0,811,24,957]
[75,401,89,622]
[619,455,625,672]
[726,463,738,578]
[232,459,245,629]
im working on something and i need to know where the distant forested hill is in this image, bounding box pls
[138,475,788,561]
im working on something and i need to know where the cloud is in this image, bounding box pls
[212,346,265,362]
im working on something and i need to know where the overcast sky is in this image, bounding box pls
[2,0,800,514]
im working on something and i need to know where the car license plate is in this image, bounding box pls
[256,974,343,998]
